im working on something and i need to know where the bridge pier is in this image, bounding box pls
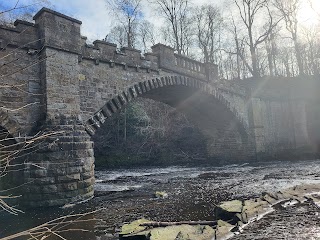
[19,9,95,207]
[23,122,95,207]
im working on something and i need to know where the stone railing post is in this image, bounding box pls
[151,43,175,71]
[205,62,219,82]
[22,8,94,207]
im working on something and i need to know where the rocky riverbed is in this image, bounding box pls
[1,159,320,239]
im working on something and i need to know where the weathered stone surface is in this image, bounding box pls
[78,177,95,188]
[218,200,243,213]
[120,218,151,236]
[260,192,278,205]
[174,225,215,240]
[62,182,78,191]
[214,220,235,240]
[57,173,81,182]
[42,184,58,193]
[241,198,270,223]
[215,200,243,222]
[147,225,214,240]
[120,222,215,240]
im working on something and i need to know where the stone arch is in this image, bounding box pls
[84,75,248,138]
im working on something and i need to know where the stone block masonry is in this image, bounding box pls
[0,8,319,207]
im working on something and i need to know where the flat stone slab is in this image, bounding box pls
[120,223,215,240]
[120,218,152,237]
[218,200,243,213]
[215,199,243,222]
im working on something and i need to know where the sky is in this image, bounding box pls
[1,0,319,43]
[1,0,222,42]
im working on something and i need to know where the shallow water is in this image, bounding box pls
[1,160,320,239]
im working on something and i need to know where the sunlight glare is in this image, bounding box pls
[298,0,320,27]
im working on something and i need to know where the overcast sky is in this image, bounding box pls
[1,0,319,42]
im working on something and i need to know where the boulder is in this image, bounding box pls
[154,191,168,199]
[241,198,270,223]
[148,224,215,240]
[214,220,235,240]
[173,225,215,240]
[120,224,216,240]
[260,192,278,205]
[215,200,243,222]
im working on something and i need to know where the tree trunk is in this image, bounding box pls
[293,36,304,75]
[250,46,259,78]
[124,108,127,142]
[128,18,132,48]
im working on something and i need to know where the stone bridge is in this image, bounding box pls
[0,8,319,207]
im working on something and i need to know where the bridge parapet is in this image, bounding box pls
[80,42,160,73]
[151,43,218,82]
[33,8,82,54]
[0,8,218,84]
[0,20,39,50]
[174,53,206,75]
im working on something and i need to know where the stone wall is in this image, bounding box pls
[247,77,319,159]
[0,19,47,136]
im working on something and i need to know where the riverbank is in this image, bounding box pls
[119,183,320,239]
[92,159,320,239]
[1,159,320,239]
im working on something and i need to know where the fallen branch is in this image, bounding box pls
[140,220,217,227]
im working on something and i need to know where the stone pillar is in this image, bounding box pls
[23,123,95,207]
[151,43,175,70]
[22,8,94,207]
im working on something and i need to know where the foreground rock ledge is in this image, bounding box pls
[119,183,320,240]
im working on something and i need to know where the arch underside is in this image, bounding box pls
[85,76,247,134]
[86,76,254,162]
[142,86,253,161]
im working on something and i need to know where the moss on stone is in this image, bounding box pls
[120,218,152,236]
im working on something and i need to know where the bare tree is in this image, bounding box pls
[107,0,143,48]
[193,4,223,63]
[107,24,128,47]
[273,0,304,75]
[0,0,50,24]
[223,15,252,79]
[233,0,279,77]
[151,0,192,55]
[301,25,320,75]
[138,20,157,52]
[308,0,320,19]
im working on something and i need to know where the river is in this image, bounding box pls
[1,159,320,239]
